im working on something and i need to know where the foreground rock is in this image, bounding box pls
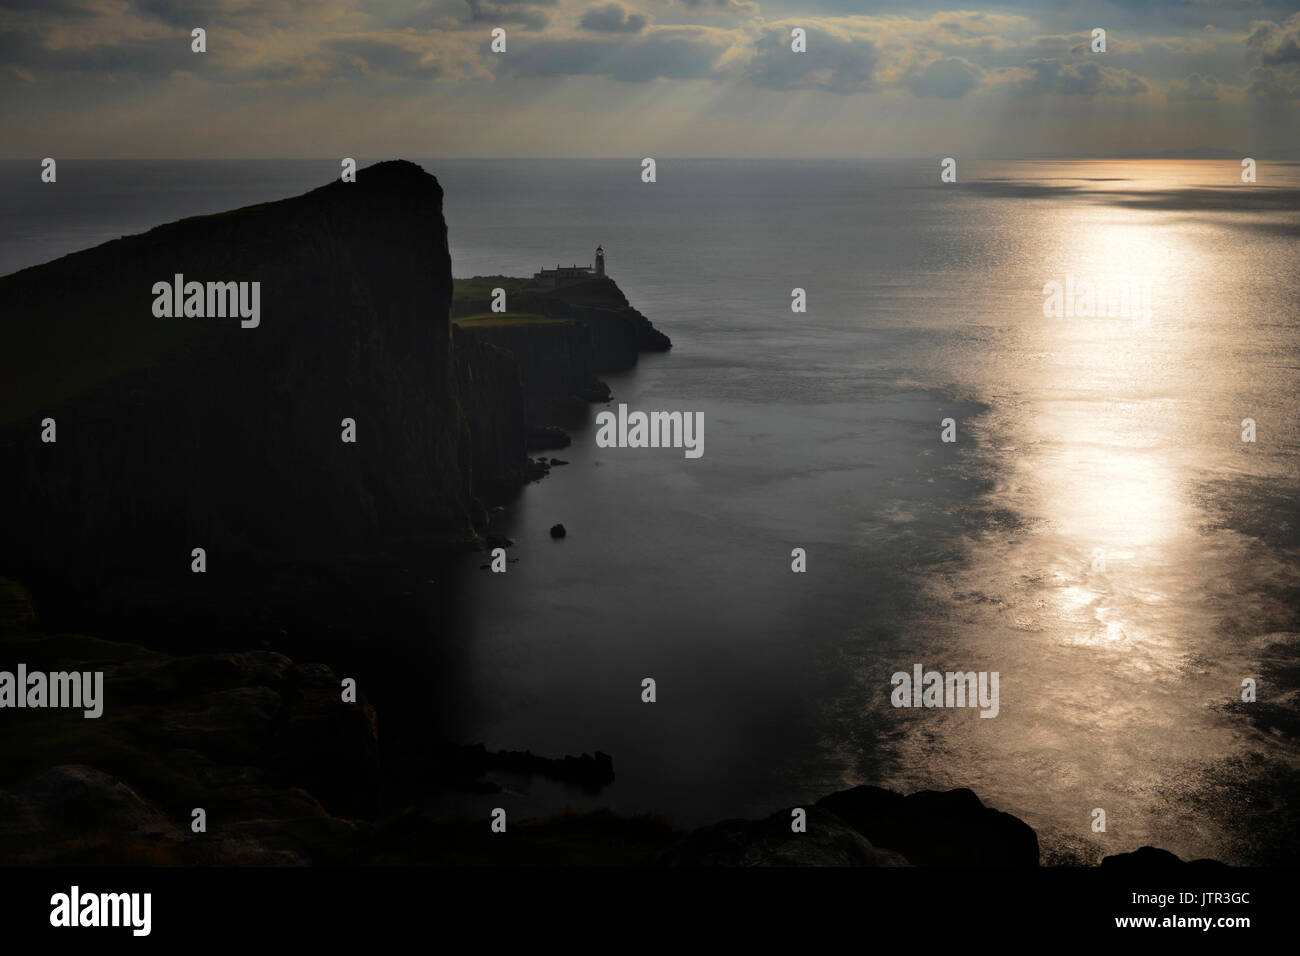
[816,785,1040,866]
[0,581,381,865]
[1100,846,1232,870]
[660,807,911,866]
[0,763,375,865]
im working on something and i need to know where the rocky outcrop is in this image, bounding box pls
[1100,846,1232,870]
[0,645,380,864]
[0,763,377,866]
[453,274,669,370]
[656,787,1039,867]
[0,765,185,865]
[451,274,669,437]
[0,577,381,865]
[660,806,911,866]
[106,650,379,820]
[548,276,671,369]
[815,785,1040,866]
[458,320,609,425]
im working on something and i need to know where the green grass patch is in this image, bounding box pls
[452,313,574,328]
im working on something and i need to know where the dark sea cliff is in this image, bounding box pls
[0,160,667,621]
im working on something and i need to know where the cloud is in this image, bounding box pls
[464,0,554,31]
[0,0,97,17]
[501,27,727,81]
[580,3,647,34]
[129,0,362,30]
[745,25,877,94]
[909,56,981,98]
[131,0,213,27]
[1244,64,1299,102]
[1167,72,1221,101]
[0,26,193,76]
[658,0,758,17]
[1015,58,1148,96]
[326,37,443,78]
[1246,13,1300,65]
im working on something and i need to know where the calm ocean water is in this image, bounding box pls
[3,158,1299,863]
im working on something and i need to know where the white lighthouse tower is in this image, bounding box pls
[595,244,605,276]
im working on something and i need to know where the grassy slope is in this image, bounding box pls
[453,313,574,328]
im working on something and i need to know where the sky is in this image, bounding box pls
[2,0,1299,158]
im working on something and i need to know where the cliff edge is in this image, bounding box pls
[0,161,515,613]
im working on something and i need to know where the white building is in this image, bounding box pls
[532,246,605,287]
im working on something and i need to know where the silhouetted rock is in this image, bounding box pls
[0,762,378,865]
[816,785,1040,866]
[0,588,381,849]
[661,806,911,867]
[0,764,180,858]
[1101,846,1231,870]
[550,523,567,538]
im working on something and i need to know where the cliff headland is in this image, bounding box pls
[0,160,668,626]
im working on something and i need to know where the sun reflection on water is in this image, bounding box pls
[879,162,1300,863]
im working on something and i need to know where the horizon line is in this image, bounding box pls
[2,155,1296,163]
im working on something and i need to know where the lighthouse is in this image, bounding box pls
[595,245,605,277]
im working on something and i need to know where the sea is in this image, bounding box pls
[2,157,1298,864]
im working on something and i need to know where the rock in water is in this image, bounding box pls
[550,523,566,538]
